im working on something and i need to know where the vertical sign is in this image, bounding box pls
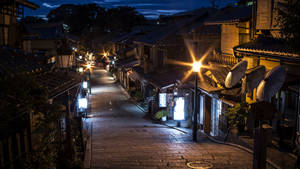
[159,93,167,107]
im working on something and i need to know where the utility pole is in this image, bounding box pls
[65,90,72,157]
[193,73,199,142]
[251,102,273,169]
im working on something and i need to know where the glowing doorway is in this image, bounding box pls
[174,97,185,120]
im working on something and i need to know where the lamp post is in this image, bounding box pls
[85,63,92,93]
[192,61,201,142]
[86,63,91,80]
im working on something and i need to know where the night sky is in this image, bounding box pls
[25,0,238,19]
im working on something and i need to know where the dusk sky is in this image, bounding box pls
[25,0,238,19]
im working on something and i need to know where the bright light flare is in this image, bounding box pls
[192,61,202,72]
[168,40,215,85]
[184,39,196,62]
[167,59,192,67]
[86,64,91,69]
[83,62,95,72]
[181,70,193,84]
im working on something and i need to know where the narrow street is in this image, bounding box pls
[86,68,263,169]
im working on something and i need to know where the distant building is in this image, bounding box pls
[23,23,74,68]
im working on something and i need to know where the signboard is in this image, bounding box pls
[159,93,167,107]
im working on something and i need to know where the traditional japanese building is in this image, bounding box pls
[233,0,300,149]
[23,23,74,68]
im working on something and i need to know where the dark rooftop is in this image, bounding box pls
[205,6,252,24]
[24,23,65,40]
[135,8,215,45]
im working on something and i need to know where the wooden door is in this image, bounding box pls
[204,95,212,134]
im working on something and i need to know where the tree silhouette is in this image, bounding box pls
[278,0,300,54]
[47,4,146,36]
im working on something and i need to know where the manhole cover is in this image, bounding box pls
[187,161,213,169]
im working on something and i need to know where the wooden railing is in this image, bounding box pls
[207,52,240,66]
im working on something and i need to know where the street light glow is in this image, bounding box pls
[192,61,202,72]
[86,64,91,69]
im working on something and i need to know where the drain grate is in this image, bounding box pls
[187,161,213,169]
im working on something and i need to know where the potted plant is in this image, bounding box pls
[154,110,169,121]
[225,102,249,135]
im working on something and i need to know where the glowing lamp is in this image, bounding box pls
[79,67,84,73]
[86,64,91,69]
[83,81,88,89]
[192,61,202,72]
[78,98,88,109]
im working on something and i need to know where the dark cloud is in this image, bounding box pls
[25,0,238,19]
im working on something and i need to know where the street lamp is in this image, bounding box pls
[192,61,201,142]
[85,63,92,93]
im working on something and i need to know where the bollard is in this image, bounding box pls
[253,124,272,169]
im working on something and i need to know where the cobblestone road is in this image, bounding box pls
[87,68,272,169]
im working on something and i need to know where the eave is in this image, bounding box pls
[234,47,300,63]
[16,0,39,10]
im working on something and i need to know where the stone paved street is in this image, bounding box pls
[86,68,272,169]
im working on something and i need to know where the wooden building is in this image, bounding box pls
[23,23,74,68]
[233,0,300,149]
[0,0,38,47]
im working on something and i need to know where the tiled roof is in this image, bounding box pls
[208,65,231,87]
[24,23,65,40]
[205,6,252,24]
[115,58,138,70]
[0,47,81,98]
[132,66,185,89]
[111,26,157,44]
[0,47,47,77]
[36,70,82,98]
[135,8,215,45]
[233,37,300,62]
